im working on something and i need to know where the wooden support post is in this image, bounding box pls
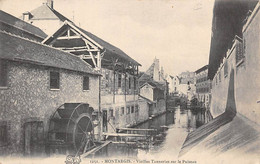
[97,51,101,69]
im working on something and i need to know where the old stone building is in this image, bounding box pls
[21,1,143,133]
[177,71,196,101]
[0,30,100,156]
[166,75,180,96]
[209,1,260,124]
[194,65,211,108]
[139,58,167,117]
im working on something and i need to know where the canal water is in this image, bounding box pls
[95,106,204,159]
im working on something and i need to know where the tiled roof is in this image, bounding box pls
[0,31,99,76]
[74,26,141,66]
[28,4,71,21]
[0,10,47,40]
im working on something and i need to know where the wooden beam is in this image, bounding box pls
[84,40,97,68]
[57,46,98,52]
[117,128,157,132]
[97,50,101,69]
[81,141,112,158]
[57,35,82,40]
[103,133,146,137]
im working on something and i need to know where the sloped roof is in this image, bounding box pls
[42,21,141,66]
[145,62,155,77]
[139,76,165,91]
[138,72,153,86]
[28,3,70,21]
[180,113,260,158]
[0,31,99,76]
[195,65,208,74]
[208,0,258,80]
[0,10,47,40]
[139,95,156,104]
[77,26,141,66]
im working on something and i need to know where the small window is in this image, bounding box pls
[121,107,124,115]
[131,106,134,113]
[224,62,228,77]
[219,72,221,82]
[50,71,60,89]
[135,105,139,113]
[127,106,130,114]
[83,76,90,90]
[109,109,113,117]
[0,60,8,87]
[0,123,8,146]
[118,73,122,88]
[134,77,137,90]
[129,77,131,89]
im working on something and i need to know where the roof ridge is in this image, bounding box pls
[0,30,96,71]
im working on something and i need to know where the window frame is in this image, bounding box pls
[118,73,122,88]
[127,106,130,114]
[0,122,8,146]
[49,71,60,90]
[121,107,124,115]
[0,60,8,88]
[131,106,134,113]
[83,75,90,91]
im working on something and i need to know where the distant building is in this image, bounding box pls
[166,75,180,95]
[139,58,167,117]
[21,0,71,35]
[195,65,211,108]
[178,71,196,101]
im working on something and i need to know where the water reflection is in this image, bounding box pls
[94,106,204,158]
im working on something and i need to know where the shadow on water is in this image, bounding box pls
[94,107,205,158]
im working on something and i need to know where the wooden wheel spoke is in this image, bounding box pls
[77,124,87,135]
[85,120,91,132]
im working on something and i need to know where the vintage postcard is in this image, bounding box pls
[0,0,260,164]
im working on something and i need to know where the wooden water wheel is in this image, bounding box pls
[48,103,96,155]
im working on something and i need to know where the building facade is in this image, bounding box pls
[21,1,144,134]
[139,58,167,117]
[209,2,260,125]
[178,71,196,101]
[0,31,100,156]
[195,65,211,108]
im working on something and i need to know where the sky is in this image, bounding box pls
[0,0,214,76]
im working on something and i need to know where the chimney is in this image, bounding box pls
[47,0,54,9]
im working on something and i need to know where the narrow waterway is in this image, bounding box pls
[95,106,204,159]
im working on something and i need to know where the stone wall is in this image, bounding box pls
[235,5,260,125]
[0,60,99,155]
[210,3,260,124]
[210,38,239,118]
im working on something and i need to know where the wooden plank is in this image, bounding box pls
[117,128,157,131]
[57,35,82,40]
[81,141,112,158]
[103,133,146,137]
[111,141,136,144]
